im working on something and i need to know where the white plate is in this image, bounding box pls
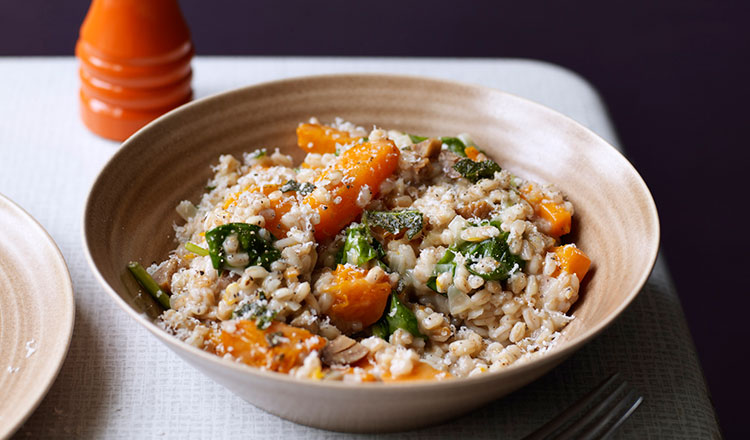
[0,194,74,439]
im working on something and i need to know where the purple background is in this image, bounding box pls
[2,1,747,436]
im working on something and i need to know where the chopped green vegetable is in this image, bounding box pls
[427,229,523,292]
[204,223,280,271]
[360,136,369,142]
[426,249,457,293]
[280,179,315,196]
[453,159,502,183]
[336,224,384,266]
[386,294,424,338]
[234,297,277,330]
[468,219,504,230]
[205,185,216,191]
[409,134,428,143]
[363,210,424,239]
[372,293,424,340]
[185,242,209,256]
[127,261,171,309]
[251,149,267,159]
[460,231,525,281]
[441,137,468,157]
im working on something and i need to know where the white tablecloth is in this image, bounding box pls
[0,57,719,439]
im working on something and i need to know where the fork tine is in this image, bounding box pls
[598,393,643,439]
[522,373,620,440]
[556,381,629,440]
[576,389,642,440]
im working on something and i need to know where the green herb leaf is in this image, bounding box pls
[372,293,424,340]
[204,223,280,271]
[363,210,423,239]
[280,179,315,196]
[371,319,390,339]
[251,149,267,159]
[205,185,216,192]
[409,134,428,143]
[426,249,457,293]
[453,159,502,183]
[440,137,468,157]
[336,224,384,266]
[459,231,524,281]
[234,297,277,330]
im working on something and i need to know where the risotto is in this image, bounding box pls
[129,118,592,382]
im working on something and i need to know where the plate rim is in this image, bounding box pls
[0,193,75,439]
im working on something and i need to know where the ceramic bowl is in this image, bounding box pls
[82,74,659,432]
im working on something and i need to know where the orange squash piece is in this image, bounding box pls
[464,146,480,161]
[261,187,296,237]
[519,183,543,204]
[519,184,572,238]
[334,360,378,382]
[304,138,400,241]
[381,361,451,382]
[538,201,572,238]
[321,265,392,329]
[296,123,361,154]
[344,357,450,382]
[215,320,326,374]
[551,244,591,281]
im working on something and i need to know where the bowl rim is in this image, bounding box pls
[82,72,660,391]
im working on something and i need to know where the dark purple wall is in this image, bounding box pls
[2,1,748,436]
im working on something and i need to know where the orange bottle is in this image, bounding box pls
[76,0,193,141]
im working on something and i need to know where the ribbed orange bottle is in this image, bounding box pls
[76,0,193,141]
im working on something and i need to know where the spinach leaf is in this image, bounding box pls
[204,223,280,271]
[409,134,428,143]
[460,231,525,281]
[453,159,502,183]
[234,297,277,330]
[336,224,384,266]
[280,179,315,196]
[372,293,424,340]
[426,249,457,293]
[363,210,424,239]
[426,228,523,292]
[371,319,390,339]
[440,137,468,157]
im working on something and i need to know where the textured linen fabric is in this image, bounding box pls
[0,57,720,439]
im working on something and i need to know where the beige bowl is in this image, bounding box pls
[83,74,659,432]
